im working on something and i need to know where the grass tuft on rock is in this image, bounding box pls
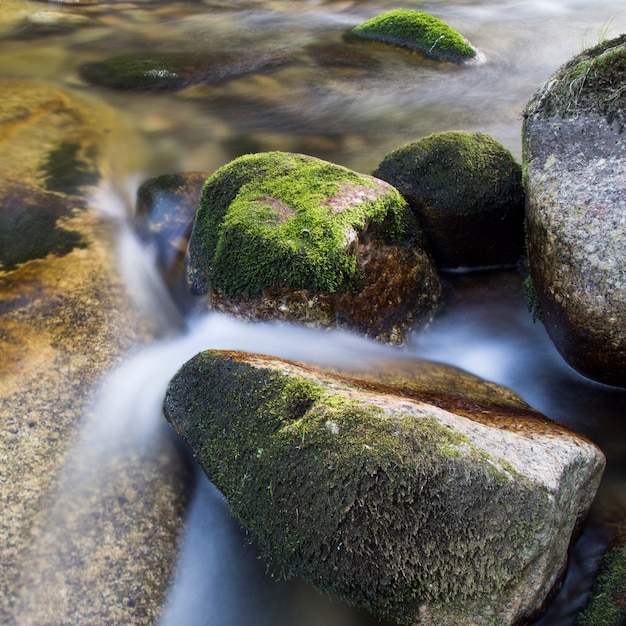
[524,34,626,130]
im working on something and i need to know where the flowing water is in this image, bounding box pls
[3,0,626,624]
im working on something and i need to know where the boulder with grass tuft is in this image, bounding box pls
[523,34,626,387]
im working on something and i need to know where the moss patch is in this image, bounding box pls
[577,541,626,625]
[350,9,477,63]
[188,151,409,296]
[42,141,100,194]
[164,351,551,623]
[0,186,86,272]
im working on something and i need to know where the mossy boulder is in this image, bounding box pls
[187,151,442,344]
[349,9,477,64]
[522,35,626,386]
[163,350,605,625]
[373,131,525,269]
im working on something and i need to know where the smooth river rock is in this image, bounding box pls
[522,35,626,387]
[163,350,605,626]
[0,78,190,625]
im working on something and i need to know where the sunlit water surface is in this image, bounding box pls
[4,0,626,624]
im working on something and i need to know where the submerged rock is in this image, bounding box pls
[523,35,626,387]
[187,151,442,344]
[349,9,477,64]
[374,131,525,269]
[164,350,605,626]
[134,171,209,304]
[80,51,288,91]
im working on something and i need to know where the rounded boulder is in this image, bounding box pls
[374,131,525,269]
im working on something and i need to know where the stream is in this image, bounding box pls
[3,0,626,624]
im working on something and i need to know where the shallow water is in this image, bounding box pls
[3,0,626,624]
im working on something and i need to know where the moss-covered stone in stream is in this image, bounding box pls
[79,55,204,91]
[374,131,525,268]
[350,9,477,64]
[164,350,554,624]
[79,51,291,92]
[188,151,408,296]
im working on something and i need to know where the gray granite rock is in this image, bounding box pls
[522,35,626,387]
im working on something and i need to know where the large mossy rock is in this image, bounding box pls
[349,9,477,64]
[522,35,626,387]
[164,350,605,625]
[374,131,525,269]
[0,78,190,624]
[187,151,442,344]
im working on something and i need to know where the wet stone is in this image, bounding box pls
[80,50,291,91]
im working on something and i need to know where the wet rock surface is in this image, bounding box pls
[0,78,190,625]
[374,131,525,269]
[523,35,626,387]
[187,151,442,344]
[164,350,605,626]
[134,171,210,304]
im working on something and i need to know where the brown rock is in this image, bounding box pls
[0,78,190,624]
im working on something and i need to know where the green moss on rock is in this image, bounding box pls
[79,55,200,91]
[164,350,555,624]
[374,131,525,268]
[350,9,477,63]
[188,151,408,296]
[0,187,86,272]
